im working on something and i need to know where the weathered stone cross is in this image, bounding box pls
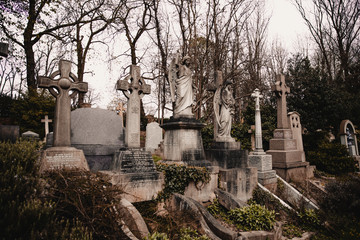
[251,88,264,152]
[272,74,290,129]
[41,115,52,137]
[116,102,125,127]
[116,65,151,148]
[38,60,88,147]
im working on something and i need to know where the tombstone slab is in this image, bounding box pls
[0,125,19,142]
[145,122,163,153]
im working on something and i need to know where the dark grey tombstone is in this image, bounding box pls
[22,131,40,141]
[0,125,19,142]
[70,108,125,171]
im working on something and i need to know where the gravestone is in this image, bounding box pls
[248,89,277,186]
[267,75,313,181]
[106,65,162,202]
[22,131,40,141]
[288,112,305,161]
[0,125,19,142]
[339,120,360,159]
[0,42,8,58]
[116,65,150,148]
[145,122,163,153]
[37,60,89,172]
[71,108,125,171]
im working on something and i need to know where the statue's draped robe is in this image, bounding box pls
[218,85,234,138]
[174,65,193,115]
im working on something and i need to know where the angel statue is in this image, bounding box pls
[214,79,235,142]
[169,53,194,118]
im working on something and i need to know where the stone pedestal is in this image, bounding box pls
[39,147,89,172]
[205,141,258,202]
[161,118,210,166]
[267,129,313,181]
[248,152,277,186]
[104,148,163,202]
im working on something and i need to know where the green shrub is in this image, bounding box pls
[307,142,357,174]
[179,227,209,240]
[201,123,214,150]
[144,232,169,240]
[156,163,210,201]
[298,209,321,230]
[228,204,276,231]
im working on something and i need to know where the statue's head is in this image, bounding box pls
[182,55,191,65]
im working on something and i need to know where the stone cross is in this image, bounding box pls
[116,65,151,148]
[116,102,125,127]
[38,60,88,147]
[208,71,224,140]
[272,74,290,129]
[41,115,52,137]
[251,88,264,152]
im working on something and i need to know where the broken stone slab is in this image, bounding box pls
[214,188,247,210]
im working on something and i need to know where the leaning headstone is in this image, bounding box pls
[145,122,162,153]
[339,120,359,158]
[37,59,89,172]
[267,75,313,181]
[248,89,277,187]
[288,112,305,161]
[22,131,40,141]
[71,108,125,171]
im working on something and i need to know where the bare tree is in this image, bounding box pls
[294,0,360,83]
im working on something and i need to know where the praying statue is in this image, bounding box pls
[169,54,194,118]
[214,79,235,142]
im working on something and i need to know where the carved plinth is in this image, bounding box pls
[105,148,163,202]
[39,147,89,172]
[248,153,277,186]
[161,118,210,166]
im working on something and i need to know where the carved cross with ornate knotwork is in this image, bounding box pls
[272,74,290,129]
[38,60,88,147]
[116,65,151,148]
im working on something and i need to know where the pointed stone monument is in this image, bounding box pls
[37,60,89,172]
[248,88,277,186]
[107,65,162,202]
[267,75,313,181]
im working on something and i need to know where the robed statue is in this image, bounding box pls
[169,54,194,118]
[214,79,235,142]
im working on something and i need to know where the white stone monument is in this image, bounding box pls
[248,88,277,186]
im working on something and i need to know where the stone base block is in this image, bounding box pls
[219,167,258,202]
[104,171,164,202]
[273,129,293,139]
[273,161,314,182]
[161,118,206,163]
[248,153,272,171]
[269,138,297,150]
[205,148,248,169]
[184,166,219,202]
[266,149,304,164]
[258,170,277,185]
[39,147,89,172]
[211,141,241,150]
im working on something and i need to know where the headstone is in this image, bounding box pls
[116,65,150,148]
[22,131,40,141]
[248,125,255,151]
[248,89,277,186]
[41,115,52,140]
[37,60,89,172]
[145,122,163,153]
[339,120,359,157]
[0,125,19,142]
[116,102,125,127]
[267,75,313,181]
[0,42,9,58]
[288,112,305,161]
[71,108,125,170]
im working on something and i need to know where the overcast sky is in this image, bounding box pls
[88,0,310,110]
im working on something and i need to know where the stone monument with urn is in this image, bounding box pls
[37,60,89,172]
[266,75,313,181]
